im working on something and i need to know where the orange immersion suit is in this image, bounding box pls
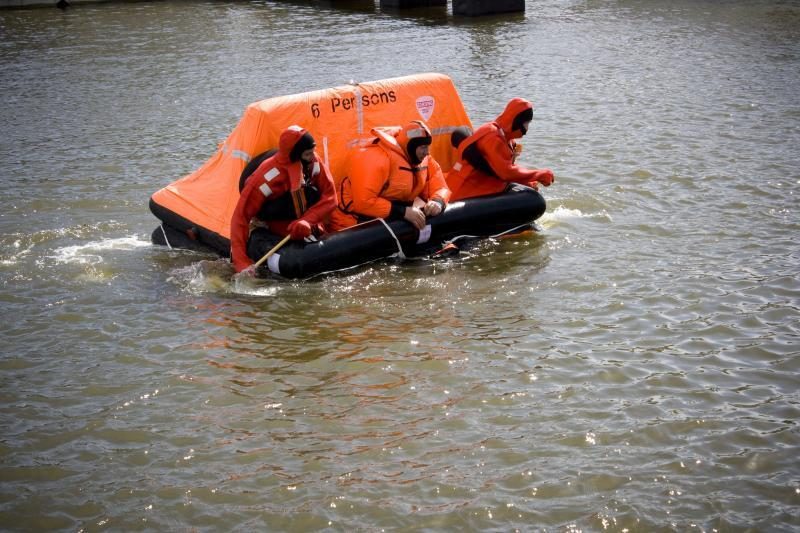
[446,98,554,201]
[230,126,336,273]
[329,122,451,231]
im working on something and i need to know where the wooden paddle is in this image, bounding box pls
[253,234,291,269]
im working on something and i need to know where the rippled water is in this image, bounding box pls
[1,0,799,530]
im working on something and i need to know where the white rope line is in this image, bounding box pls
[301,220,537,280]
[377,218,406,260]
[302,256,388,281]
[354,86,364,135]
[159,224,173,250]
[443,222,534,246]
[301,217,406,280]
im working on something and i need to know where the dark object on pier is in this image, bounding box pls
[453,0,524,16]
[379,0,446,7]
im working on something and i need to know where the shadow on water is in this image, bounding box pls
[161,228,549,291]
[160,230,551,389]
[377,3,448,25]
[377,3,526,27]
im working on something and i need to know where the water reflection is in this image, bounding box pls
[377,2,448,23]
[315,0,377,13]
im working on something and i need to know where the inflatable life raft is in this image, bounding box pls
[149,73,546,278]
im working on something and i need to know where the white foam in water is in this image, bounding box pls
[168,261,224,294]
[539,205,612,224]
[230,277,281,297]
[52,236,152,265]
[1,239,31,266]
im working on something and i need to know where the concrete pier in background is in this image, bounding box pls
[379,0,446,8]
[1,0,525,16]
[0,0,81,6]
[453,0,524,16]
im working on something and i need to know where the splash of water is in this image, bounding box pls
[52,236,151,265]
[540,205,612,225]
[167,259,281,296]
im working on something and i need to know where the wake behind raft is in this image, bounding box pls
[148,73,546,280]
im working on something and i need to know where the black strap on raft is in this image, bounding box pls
[338,176,354,213]
[290,187,308,219]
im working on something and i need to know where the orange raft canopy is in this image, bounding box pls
[149,73,473,254]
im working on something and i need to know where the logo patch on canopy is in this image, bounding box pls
[415,96,435,121]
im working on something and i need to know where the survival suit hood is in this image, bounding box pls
[496,98,534,140]
[397,120,433,165]
[277,125,316,189]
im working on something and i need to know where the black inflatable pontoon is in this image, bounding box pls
[151,185,546,279]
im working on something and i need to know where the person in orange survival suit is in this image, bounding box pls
[331,120,450,230]
[446,98,555,201]
[329,121,451,232]
[230,125,336,275]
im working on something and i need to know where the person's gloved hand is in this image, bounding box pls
[238,264,257,277]
[403,206,426,230]
[422,199,443,217]
[288,219,312,240]
[533,168,554,187]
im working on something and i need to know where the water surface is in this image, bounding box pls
[1,0,799,530]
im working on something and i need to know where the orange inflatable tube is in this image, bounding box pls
[149,73,473,250]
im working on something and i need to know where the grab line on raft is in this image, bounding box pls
[159,224,173,250]
[302,255,392,281]
[297,221,538,281]
[377,218,406,260]
[354,85,364,135]
[292,217,409,281]
[444,222,536,246]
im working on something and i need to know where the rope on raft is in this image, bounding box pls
[442,222,536,246]
[299,217,408,280]
[377,218,406,260]
[159,224,173,250]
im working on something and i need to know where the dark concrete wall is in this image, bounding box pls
[453,0,524,16]
[379,0,446,8]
